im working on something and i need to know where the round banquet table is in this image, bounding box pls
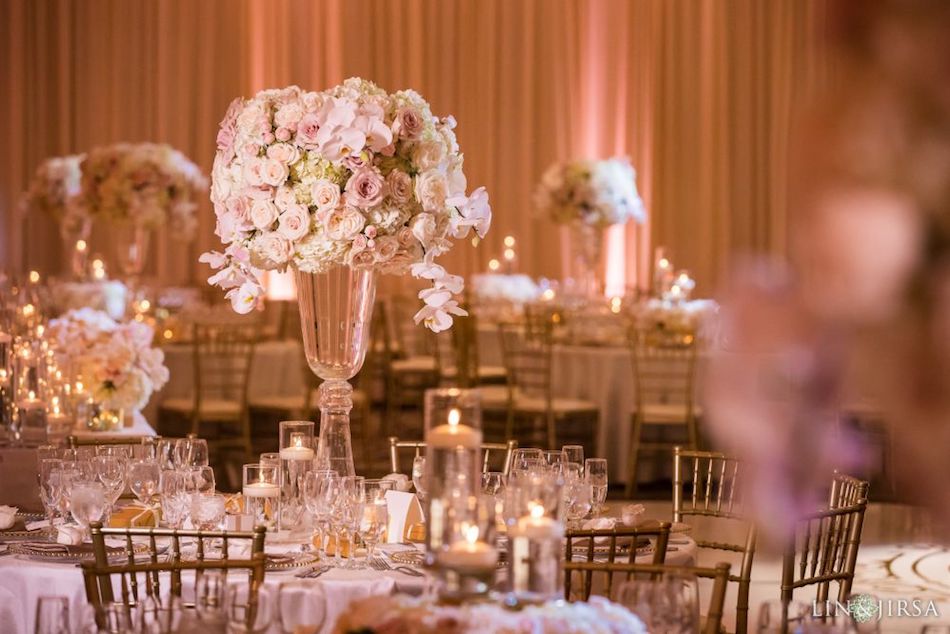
[0,534,695,633]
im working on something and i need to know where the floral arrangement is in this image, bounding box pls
[535,157,646,228]
[332,595,646,634]
[200,78,492,332]
[47,308,169,411]
[80,142,206,239]
[22,154,89,236]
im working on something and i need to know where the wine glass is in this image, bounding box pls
[69,481,107,535]
[563,476,593,528]
[34,596,69,634]
[225,583,273,633]
[411,456,427,500]
[191,494,226,531]
[340,476,365,569]
[277,581,327,634]
[584,458,608,514]
[562,444,584,468]
[128,460,160,505]
[510,448,544,477]
[155,439,177,470]
[99,602,133,634]
[302,470,338,559]
[175,437,209,468]
[195,571,227,625]
[188,466,216,496]
[542,450,565,472]
[361,479,394,566]
[95,455,126,513]
[37,458,64,539]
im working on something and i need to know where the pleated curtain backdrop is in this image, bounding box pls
[0,0,832,296]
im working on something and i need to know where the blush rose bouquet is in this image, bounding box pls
[22,154,89,237]
[535,157,646,228]
[200,78,492,332]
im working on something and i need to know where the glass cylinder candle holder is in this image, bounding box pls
[423,389,483,580]
[242,463,280,530]
[17,390,47,444]
[505,474,565,605]
[278,420,315,534]
[437,494,499,602]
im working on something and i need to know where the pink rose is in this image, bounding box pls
[374,236,399,263]
[386,170,412,204]
[274,186,297,211]
[242,158,266,187]
[296,113,321,148]
[261,158,289,187]
[277,204,311,241]
[244,185,275,201]
[392,106,424,140]
[364,225,378,239]
[262,131,275,144]
[327,207,366,241]
[266,143,300,165]
[275,127,292,142]
[311,179,341,213]
[240,142,262,159]
[349,250,376,268]
[344,167,387,209]
[226,196,252,228]
[254,232,293,264]
[250,200,279,230]
[396,227,415,247]
[348,234,369,257]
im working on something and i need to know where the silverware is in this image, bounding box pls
[374,556,425,577]
[295,564,331,579]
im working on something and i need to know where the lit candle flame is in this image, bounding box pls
[464,524,480,544]
[529,502,545,519]
[28,270,40,284]
[76,240,87,252]
[28,390,35,401]
[448,408,461,427]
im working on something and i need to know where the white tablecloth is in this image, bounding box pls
[0,533,695,633]
[71,410,157,441]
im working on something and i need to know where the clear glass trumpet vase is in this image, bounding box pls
[294,265,377,477]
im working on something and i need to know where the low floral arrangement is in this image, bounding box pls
[22,154,89,236]
[200,78,492,332]
[535,157,646,228]
[47,308,169,411]
[333,595,646,634]
[80,142,206,239]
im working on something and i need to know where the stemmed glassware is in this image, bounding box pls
[188,466,216,497]
[585,458,608,514]
[563,472,593,528]
[411,456,427,501]
[159,470,190,529]
[37,458,64,539]
[562,444,584,468]
[510,448,544,477]
[225,584,273,633]
[195,570,227,625]
[34,596,69,634]
[542,450,565,472]
[128,460,160,506]
[174,437,209,469]
[95,455,126,516]
[334,476,364,569]
[619,573,700,633]
[69,481,108,536]
[302,469,338,560]
[360,479,394,566]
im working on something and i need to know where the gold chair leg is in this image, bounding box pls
[625,415,643,498]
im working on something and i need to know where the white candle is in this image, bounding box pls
[440,540,498,570]
[509,505,564,540]
[426,408,482,449]
[243,482,280,498]
[279,433,314,461]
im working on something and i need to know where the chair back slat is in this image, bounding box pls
[388,437,517,476]
[192,320,258,413]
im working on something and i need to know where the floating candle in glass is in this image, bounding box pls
[277,420,315,534]
[242,463,280,530]
[17,390,47,443]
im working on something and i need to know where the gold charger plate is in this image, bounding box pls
[9,541,149,563]
[391,549,509,569]
[264,553,319,572]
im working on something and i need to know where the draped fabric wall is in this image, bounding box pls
[0,0,831,296]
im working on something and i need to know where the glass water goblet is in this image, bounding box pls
[510,448,544,477]
[225,584,273,633]
[38,458,64,539]
[69,481,107,537]
[562,444,584,468]
[564,478,593,528]
[188,466,216,496]
[174,437,209,469]
[340,476,365,569]
[159,470,189,529]
[361,479,394,565]
[277,581,327,634]
[128,460,160,506]
[542,450,565,472]
[302,469,338,560]
[34,596,69,634]
[585,458,608,513]
[194,571,227,625]
[95,455,126,515]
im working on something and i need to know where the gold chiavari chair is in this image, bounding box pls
[431,311,507,388]
[82,521,266,628]
[564,560,732,634]
[497,322,599,450]
[673,447,758,633]
[377,298,438,433]
[626,326,700,496]
[388,437,518,476]
[780,485,869,629]
[564,521,672,600]
[829,471,869,509]
[67,435,153,448]
[158,319,258,462]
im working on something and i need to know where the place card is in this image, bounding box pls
[384,490,424,544]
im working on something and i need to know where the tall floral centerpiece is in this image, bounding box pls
[202,79,492,476]
[80,142,206,280]
[535,157,646,297]
[23,155,90,278]
[46,308,169,431]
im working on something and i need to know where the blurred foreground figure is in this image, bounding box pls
[706,0,950,538]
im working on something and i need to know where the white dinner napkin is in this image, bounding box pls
[56,524,84,545]
[0,506,17,530]
[580,517,617,545]
[381,473,412,492]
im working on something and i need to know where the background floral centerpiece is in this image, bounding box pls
[22,154,88,235]
[47,308,169,412]
[535,157,645,229]
[201,78,492,332]
[332,595,647,634]
[80,142,207,239]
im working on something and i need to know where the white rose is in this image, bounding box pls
[327,207,366,241]
[410,212,438,245]
[253,232,293,266]
[261,158,289,187]
[412,140,446,171]
[414,170,448,212]
[242,158,266,187]
[311,179,341,213]
[250,200,279,230]
[266,143,300,165]
[274,185,297,211]
[275,102,304,128]
[277,203,311,241]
